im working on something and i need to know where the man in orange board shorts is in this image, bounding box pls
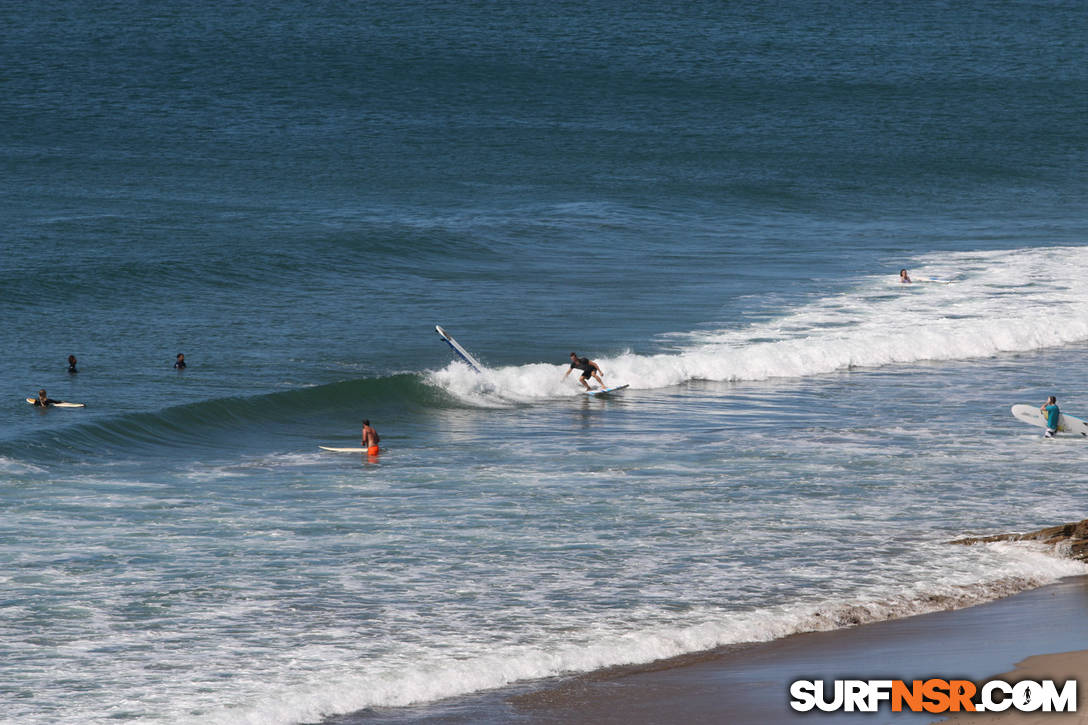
[362,419,381,455]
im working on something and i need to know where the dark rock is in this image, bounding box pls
[951,518,1088,561]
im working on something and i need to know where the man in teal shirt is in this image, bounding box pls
[1041,396,1060,438]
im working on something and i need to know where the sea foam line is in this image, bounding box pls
[429,245,1088,405]
[188,542,1084,725]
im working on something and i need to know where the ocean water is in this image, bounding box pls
[3,1,1087,723]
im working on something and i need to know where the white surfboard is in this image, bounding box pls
[435,325,483,372]
[319,446,373,453]
[26,397,84,408]
[1010,404,1088,437]
[584,384,630,396]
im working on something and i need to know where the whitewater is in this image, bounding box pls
[4,245,1088,724]
[430,246,1088,405]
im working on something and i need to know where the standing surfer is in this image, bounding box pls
[563,352,606,390]
[362,419,381,456]
[1041,396,1060,438]
[67,355,78,373]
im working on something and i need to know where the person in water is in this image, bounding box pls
[563,352,606,390]
[67,355,78,373]
[174,353,186,370]
[362,419,380,456]
[899,269,912,283]
[1041,395,1060,438]
[33,389,58,407]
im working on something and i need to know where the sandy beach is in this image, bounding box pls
[936,650,1088,724]
[339,575,1088,724]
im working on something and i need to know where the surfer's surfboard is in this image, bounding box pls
[584,384,630,396]
[26,397,84,408]
[435,325,483,372]
[319,446,373,453]
[1010,404,1088,437]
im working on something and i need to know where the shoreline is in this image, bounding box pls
[508,575,1088,725]
[337,575,1088,724]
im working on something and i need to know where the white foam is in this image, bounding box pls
[179,452,329,481]
[0,456,47,475]
[428,246,1088,406]
[177,542,1083,725]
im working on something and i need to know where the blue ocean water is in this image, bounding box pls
[2,1,1087,722]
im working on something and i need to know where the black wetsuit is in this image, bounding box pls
[174,360,186,369]
[570,357,596,380]
[33,398,57,407]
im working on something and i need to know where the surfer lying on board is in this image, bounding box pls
[362,419,380,455]
[564,352,606,390]
[32,389,59,407]
[899,269,912,283]
[1041,396,1060,438]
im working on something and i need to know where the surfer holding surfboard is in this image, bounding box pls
[1041,396,1060,438]
[1010,397,1088,438]
[320,420,381,455]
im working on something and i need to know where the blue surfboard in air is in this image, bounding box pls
[435,325,483,372]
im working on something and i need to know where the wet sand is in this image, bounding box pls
[336,576,1088,724]
[937,650,1087,724]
